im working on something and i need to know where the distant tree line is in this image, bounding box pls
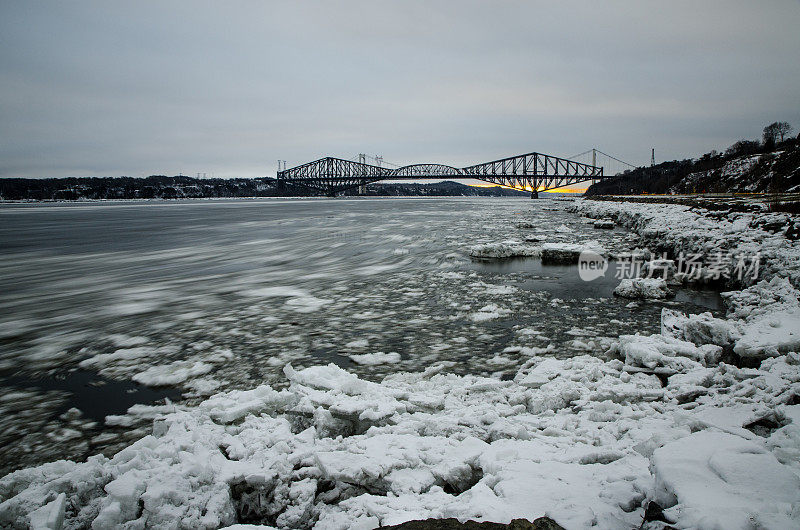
[586,121,799,196]
[0,175,529,200]
[0,175,284,201]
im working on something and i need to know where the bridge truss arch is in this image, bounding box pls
[392,164,464,179]
[276,151,606,196]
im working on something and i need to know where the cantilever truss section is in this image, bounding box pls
[276,152,605,196]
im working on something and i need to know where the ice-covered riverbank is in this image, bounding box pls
[572,199,800,289]
[2,199,800,529]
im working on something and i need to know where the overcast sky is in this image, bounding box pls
[1,1,799,179]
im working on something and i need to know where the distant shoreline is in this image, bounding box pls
[0,176,534,200]
[0,195,558,205]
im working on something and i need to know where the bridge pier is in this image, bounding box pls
[358,182,366,195]
[530,190,539,199]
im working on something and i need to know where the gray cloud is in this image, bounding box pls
[1,1,799,179]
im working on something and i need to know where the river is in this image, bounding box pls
[0,197,722,474]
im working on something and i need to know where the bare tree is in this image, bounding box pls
[775,121,793,142]
[763,122,779,144]
[764,121,794,144]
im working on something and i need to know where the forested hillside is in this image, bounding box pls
[586,123,800,195]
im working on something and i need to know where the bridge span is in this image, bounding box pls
[276,151,607,197]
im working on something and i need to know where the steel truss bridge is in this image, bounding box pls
[276,151,606,197]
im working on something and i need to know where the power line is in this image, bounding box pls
[593,149,637,168]
[564,149,594,161]
[351,154,401,167]
[565,148,637,169]
[349,149,636,173]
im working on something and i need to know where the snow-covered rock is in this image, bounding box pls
[614,334,722,373]
[613,278,670,299]
[541,241,605,264]
[724,277,800,360]
[573,200,800,288]
[661,308,740,348]
[27,492,65,530]
[651,431,800,529]
[734,309,800,360]
[660,278,800,362]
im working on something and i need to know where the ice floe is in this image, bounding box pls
[348,352,402,366]
[469,304,512,322]
[613,278,670,299]
[593,219,615,229]
[467,240,541,259]
[540,241,606,264]
[132,360,215,386]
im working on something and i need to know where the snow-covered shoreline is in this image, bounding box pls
[572,198,800,289]
[2,199,800,529]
